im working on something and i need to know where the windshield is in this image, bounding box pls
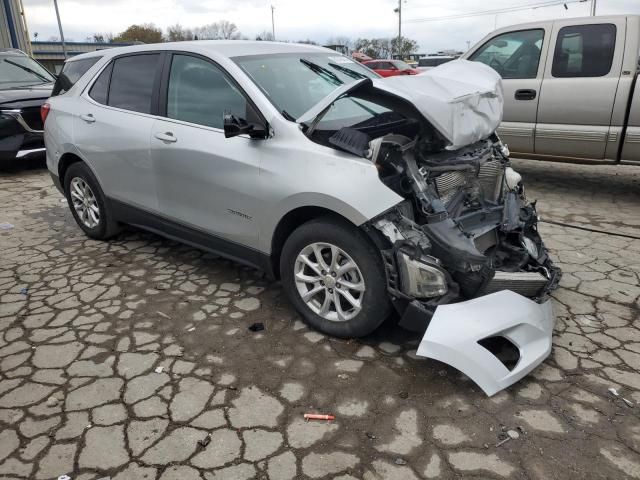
[233,52,379,120]
[392,60,412,70]
[0,54,55,90]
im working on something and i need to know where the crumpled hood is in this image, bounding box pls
[372,59,504,150]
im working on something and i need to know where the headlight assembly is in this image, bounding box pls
[397,251,448,298]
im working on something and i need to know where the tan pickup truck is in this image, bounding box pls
[463,15,640,164]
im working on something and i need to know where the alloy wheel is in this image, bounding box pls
[294,242,366,322]
[69,177,100,229]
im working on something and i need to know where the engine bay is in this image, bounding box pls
[304,85,561,327]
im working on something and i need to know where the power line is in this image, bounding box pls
[404,0,588,24]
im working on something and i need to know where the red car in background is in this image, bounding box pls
[362,59,420,77]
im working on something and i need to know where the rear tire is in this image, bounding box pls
[280,216,391,338]
[64,162,121,240]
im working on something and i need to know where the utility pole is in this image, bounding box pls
[53,0,67,59]
[590,0,596,16]
[397,0,402,59]
[271,5,276,41]
[394,0,402,58]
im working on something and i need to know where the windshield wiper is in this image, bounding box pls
[300,58,343,86]
[328,62,369,80]
[281,110,296,121]
[3,59,51,83]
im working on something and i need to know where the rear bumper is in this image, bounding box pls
[0,130,45,162]
[416,290,554,396]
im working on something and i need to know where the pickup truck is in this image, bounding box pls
[463,15,640,164]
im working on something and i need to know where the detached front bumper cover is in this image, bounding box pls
[416,290,554,396]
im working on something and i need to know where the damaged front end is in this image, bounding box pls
[365,135,561,395]
[302,60,561,395]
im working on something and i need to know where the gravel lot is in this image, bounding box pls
[0,159,639,480]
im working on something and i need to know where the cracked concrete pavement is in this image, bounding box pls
[0,158,639,479]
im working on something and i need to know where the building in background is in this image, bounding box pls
[1,0,31,54]
[31,41,133,73]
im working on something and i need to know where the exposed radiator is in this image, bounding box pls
[483,271,549,298]
[433,159,504,205]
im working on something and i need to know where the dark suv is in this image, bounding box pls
[0,49,55,165]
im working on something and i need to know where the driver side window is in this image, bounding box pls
[167,54,247,129]
[470,29,544,79]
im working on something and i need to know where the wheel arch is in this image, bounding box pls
[57,152,85,184]
[269,206,356,279]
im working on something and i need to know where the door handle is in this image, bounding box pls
[80,114,95,123]
[514,89,537,101]
[154,131,177,143]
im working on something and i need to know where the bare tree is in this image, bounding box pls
[193,23,220,40]
[255,30,274,41]
[193,20,242,40]
[326,36,352,49]
[166,24,194,42]
[218,20,240,40]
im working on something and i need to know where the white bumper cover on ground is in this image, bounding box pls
[416,290,554,396]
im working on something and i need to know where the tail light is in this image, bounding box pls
[40,102,51,125]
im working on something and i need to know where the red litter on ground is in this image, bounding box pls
[304,413,335,421]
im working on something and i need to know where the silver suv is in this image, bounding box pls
[45,41,560,395]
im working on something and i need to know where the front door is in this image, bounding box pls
[468,27,548,154]
[535,19,625,160]
[151,53,263,251]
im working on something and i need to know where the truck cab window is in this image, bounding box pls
[552,24,616,78]
[470,29,544,79]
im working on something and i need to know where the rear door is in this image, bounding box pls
[468,27,548,154]
[73,53,162,211]
[535,19,625,160]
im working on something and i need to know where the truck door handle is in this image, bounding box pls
[154,131,177,143]
[515,89,537,100]
[80,114,95,123]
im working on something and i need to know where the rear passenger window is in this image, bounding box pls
[108,54,160,114]
[166,54,247,129]
[52,57,101,96]
[552,24,616,77]
[89,62,112,105]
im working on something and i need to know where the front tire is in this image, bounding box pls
[280,216,391,338]
[64,162,120,240]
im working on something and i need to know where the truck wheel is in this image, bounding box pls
[280,216,391,338]
[64,162,120,240]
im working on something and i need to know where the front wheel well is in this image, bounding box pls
[57,152,84,183]
[270,206,354,279]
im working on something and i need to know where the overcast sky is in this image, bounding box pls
[22,0,640,52]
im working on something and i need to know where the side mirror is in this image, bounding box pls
[223,113,267,139]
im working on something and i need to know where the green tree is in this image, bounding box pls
[114,24,163,44]
[391,36,419,58]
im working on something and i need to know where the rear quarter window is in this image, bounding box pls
[51,57,101,96]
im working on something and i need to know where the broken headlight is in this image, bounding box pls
[397,251,448,298]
